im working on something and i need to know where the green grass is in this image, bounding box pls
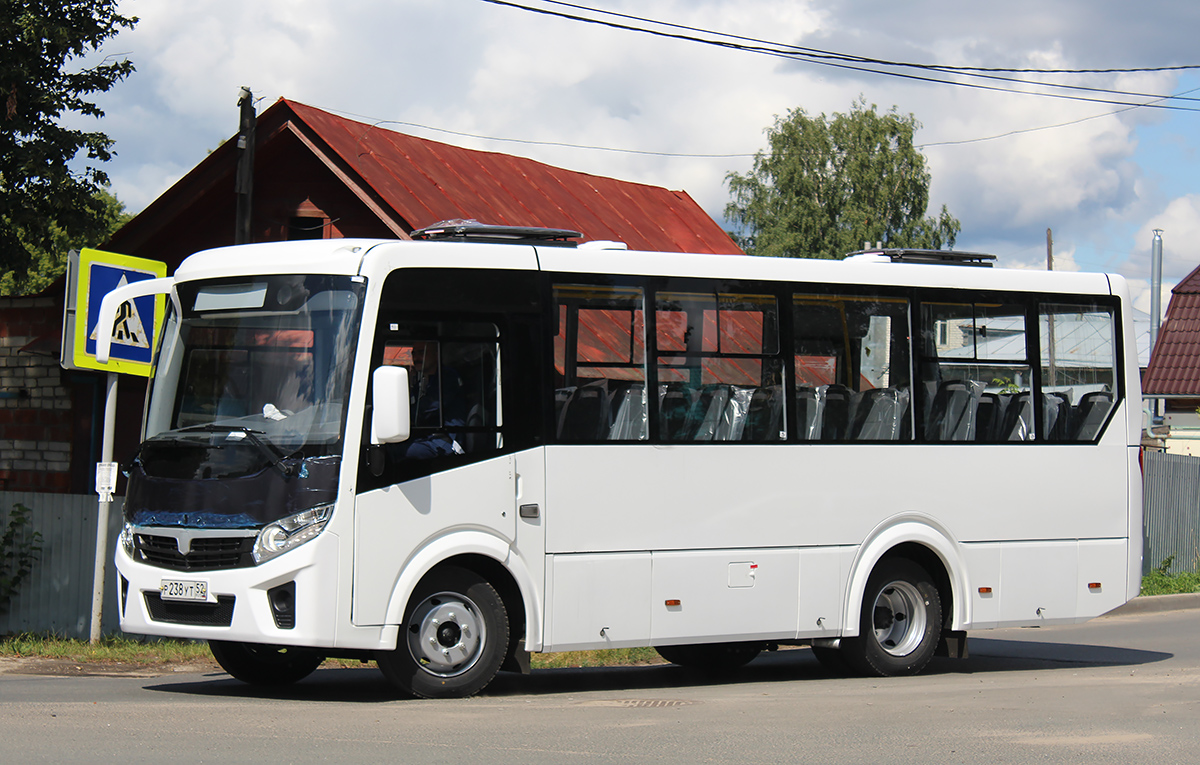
[0,634,213,665]
[530,647,662,669]
[1140,569,1200,596]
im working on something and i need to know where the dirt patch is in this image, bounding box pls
[0,656,220,678]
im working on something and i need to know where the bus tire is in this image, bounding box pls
[841,558,941,677]
[208,640,324,686]
[655,642,761,673]
[377,566,509,699]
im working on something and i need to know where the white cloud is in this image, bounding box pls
[1128,195,1200,281]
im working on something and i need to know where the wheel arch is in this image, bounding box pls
[383,531,542,653]
[842,515,968,637]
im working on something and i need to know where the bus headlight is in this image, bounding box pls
[253,504,334,565]
[119,522,135,558]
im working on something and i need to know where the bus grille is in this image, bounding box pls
[144,593,236,627]
[134,533,255,571]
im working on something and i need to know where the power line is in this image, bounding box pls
[479,0,1200,112]
[329,75,1199,163]
[332,109,756,158]
[537,0,1200,76]
[918,85,1200,148]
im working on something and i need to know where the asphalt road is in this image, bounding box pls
[2,607,1198,764]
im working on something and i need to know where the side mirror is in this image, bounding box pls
[371,366,410,444]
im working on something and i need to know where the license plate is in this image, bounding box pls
[160,579,209,602]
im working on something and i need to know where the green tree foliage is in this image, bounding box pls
[0,186,128,295]
[726,99,961,259]
[0,1,136,281]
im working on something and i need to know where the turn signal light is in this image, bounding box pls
[978,587,993,595]
[665,599,681,607]
[1088,582,1102,591]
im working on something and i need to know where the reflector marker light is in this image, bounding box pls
[1088,582,1103,591]
[978,587,993,595]
[665,599,681,607]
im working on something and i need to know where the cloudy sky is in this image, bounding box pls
[81,0,1199,312]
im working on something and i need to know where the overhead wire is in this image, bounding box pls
[534,1,1199,76]
[479,0,1200,112]
[327,1,1199,161]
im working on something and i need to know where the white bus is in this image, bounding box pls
[103,223,1142,698]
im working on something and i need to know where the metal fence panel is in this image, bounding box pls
[0,492,123,638]
[1143,451,1200,575]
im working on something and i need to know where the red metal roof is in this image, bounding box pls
[283,99,741,254]
[1143,263,1200,395]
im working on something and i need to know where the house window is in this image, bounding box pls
[288,216,326,240]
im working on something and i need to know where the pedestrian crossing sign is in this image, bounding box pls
[72,248,168,376]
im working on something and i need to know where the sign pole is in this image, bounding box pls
[64,249,169,643]
[89,371,120,644]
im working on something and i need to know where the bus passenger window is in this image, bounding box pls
[553,284,648,442]
[919,302,1031,442]
[1040,304,1119,441]
[654,288,783,442]
[793,294,911,442]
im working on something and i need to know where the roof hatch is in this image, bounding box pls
[409,219,582,246]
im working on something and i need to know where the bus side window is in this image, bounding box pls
[371,322,502,476]
[919,302,1032,442]
[793,293,911,442]
[654,288,784,442]
[1040,303,1119,442]
[553,284,648,442]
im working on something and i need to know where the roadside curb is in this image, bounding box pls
[1103,592,1200,617]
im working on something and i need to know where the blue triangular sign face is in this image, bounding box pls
[87,274,151,351]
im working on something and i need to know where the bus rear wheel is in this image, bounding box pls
[841,558,941,677]
[377,566,509,699]
[208,641,324,686]
[655,642,761,673]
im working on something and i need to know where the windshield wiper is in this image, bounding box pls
[180,424,300,477]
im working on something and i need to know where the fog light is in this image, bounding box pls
[268,581,296,629]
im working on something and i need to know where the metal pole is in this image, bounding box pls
[1151,229,1164,350]
[1150,230,1164,422]
[89,371,119,644]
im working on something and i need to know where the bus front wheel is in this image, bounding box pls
[377,566,510,699]
[841,558,941,677]
[208,640,324,686]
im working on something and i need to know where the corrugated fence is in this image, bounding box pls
[1,456,1198,637]
[0,492,123,639]
[1143,450,1200,575]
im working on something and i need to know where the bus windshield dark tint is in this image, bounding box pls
[150,275,364,453]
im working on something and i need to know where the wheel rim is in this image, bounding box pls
[871,580,927,657]
[407,591,486,678]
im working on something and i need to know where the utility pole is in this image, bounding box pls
[234,87,256,245]
[1046,227,1054,271]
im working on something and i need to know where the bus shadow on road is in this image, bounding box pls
[928,636,1172,675]
[143,638,1171,702]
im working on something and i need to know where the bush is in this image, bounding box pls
[1141,556,1200,596]
[0,503,42,612]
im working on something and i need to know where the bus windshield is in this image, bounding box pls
[124,275,364,528]
[149,275,363,452]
